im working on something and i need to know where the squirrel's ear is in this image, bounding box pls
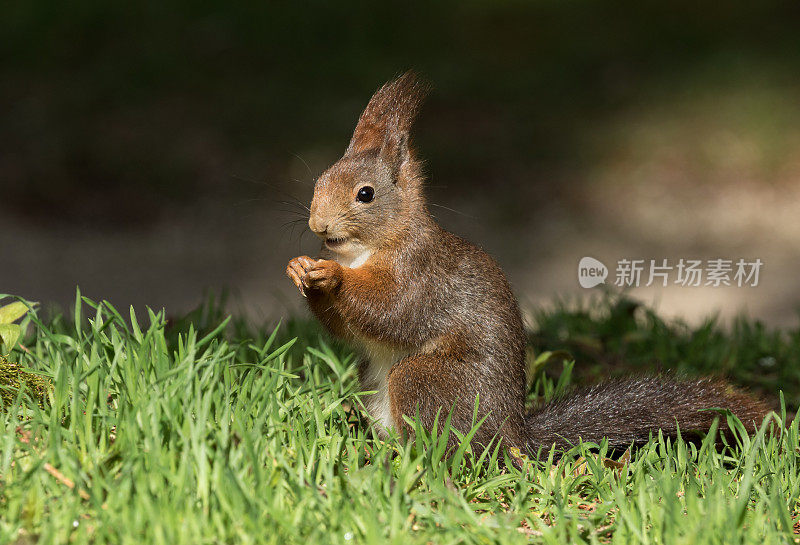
[378,115,411,176]
[346,71,429,157]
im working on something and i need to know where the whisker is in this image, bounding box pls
[279,218,308,230]
[290,178,314,190]
[291,153,316,181]
[230,174,311,211]
[276,200,311,213]
[428,202,475,219]
[276,211,309,221]
[234,199,311,224]
[274,204,309,216]
[298,226,314,255]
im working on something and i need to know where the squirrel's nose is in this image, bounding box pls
[308,216,328,238]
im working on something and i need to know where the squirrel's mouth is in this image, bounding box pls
[325,236,348,249]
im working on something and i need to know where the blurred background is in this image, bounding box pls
[2,0,800,327]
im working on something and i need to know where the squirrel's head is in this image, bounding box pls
[309,72,430,258]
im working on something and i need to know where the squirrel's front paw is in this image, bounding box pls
[286,256,313,296]
[286,256,343,296]
[302,259,343,293]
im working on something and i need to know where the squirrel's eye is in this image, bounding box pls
[356,186,374,203]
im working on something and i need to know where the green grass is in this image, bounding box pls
[0,292,798,544]
[530,293,800,411]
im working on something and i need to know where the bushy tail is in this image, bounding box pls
[523,376,770,454]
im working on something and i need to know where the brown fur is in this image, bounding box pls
[286,72,770,458]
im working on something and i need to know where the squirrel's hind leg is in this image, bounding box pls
[387,353,517,452]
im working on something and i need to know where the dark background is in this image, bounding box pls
[3,1,800,326]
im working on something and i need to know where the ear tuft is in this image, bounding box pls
[346,71,430,157]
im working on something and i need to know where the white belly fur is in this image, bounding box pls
[356,339,409,434]
[320,245,402,433]
[320,245,372,269]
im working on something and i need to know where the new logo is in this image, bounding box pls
[578,257,608,288]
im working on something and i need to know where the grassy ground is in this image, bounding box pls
[1,293,799,544]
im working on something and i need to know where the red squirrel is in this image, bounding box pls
[286,72,768,457]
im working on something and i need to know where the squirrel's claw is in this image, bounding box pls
[306,261,343,292]
[287,256,343,295]
[286,257,310,297]
[287,256,343,294]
